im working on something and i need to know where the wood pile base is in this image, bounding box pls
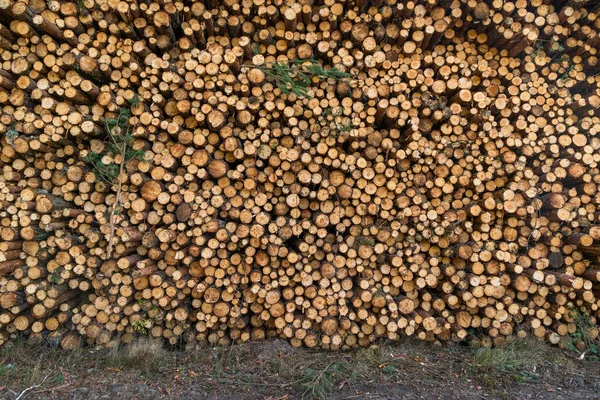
[1,0,600,350]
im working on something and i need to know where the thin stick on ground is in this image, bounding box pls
[15,373,51,400]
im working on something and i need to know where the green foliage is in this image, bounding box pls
[560,63,575,81]
[355,235,375,247]
[125,148,146,161]
[301,361,353,400]
[320,107,354,136]
[0,363,15,377]
[49,267,64,285]
[83,108,145,185]
[354,346,382,366]
[127,94,142,106]
[550,38,564,53]
[4,125,18,146]
[86,107,143,259]
[566,307,600,361]
[130,299,162,335]
[322,107,343,117]
[321,107,334,116]
[380,364,397,375]
[104,108,131,132]
[335,121,354,132]
[83,151,120,183]
[255,59,350,99]
[531,41,544,58]
[131,318,149,335]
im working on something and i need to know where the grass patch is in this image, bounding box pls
[354,345,383,366]
[104,338,166,374]
[0,337,28,359]
[567,307,600,361]
[263,346,360,399]
[0,339,69,397]
[472,338,547,373]
[0,338,597,400]
[470,337,569,386]
[20,360,48,388]
[267,345,386,399]
[0,362,15,379]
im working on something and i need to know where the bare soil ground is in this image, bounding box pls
[1,338,599,400]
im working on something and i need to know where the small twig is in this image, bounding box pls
[201,374,306,388]
[105,150,126,259]
[15,373,51,400]
[32,383,71,394]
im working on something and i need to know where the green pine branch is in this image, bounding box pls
[83,107,145,259]
[247,59,351,99]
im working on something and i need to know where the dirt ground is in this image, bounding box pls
[1,337,599,400]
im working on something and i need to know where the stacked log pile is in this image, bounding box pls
[1,0,600,350]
